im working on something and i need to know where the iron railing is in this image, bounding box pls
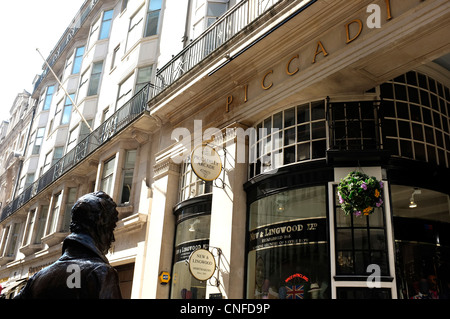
[150,0,282,99]
[0,84,150,223]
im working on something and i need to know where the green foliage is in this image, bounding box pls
[337,171,384,216]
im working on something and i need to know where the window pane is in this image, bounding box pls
[34,206,48,244]
[145,10,160,37]
[207,3,227,16]
[61,95,75,124]
[43,86,55,110]
[88,61,104,96]
[297,124,310,142]
[149,0,162,11]
[121,150,137,204]
[273,112,282,130]
[62,188,77,232]
[52,147,64,166]
[171,213,211,299]
[247,186,329,299]
[391,185,450,299]
[284,128,295,146]
[297,103,310,123]
[284,107,295,128]
[72,47,85,74]
[99,10,114,40]
[136,66,152,91]
[297,143,310,161]
[311,101,325,121]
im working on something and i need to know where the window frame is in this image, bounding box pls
[61,94,75,125]
[120,149,137,204]
[333,185,390,278]
[71,46,85,75]
[87,61,104,96]
[32,127,46,155]
[43,85,55,111]
[100,156,116,196]
[144,0,162,37]
[99,9,114,40]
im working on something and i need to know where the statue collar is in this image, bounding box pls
[62,232,109,264]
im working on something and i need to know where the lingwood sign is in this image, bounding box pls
[188,248,216,281]
[249,218,327,251]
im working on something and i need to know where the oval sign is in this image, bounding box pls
[188,248,216,281]
[191,144,222,181]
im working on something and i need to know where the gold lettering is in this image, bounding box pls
[226,95,233,112]
[244,84,248,102]
[345,19,363,44]
[385,0,392,20]
[286,54,299,76]
[312,41,328,63]
[262,70,273,90]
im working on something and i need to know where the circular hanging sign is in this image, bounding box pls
[191,144,222,181]
[188,248,216,281]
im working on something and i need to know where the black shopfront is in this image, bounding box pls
[244,70,450,299]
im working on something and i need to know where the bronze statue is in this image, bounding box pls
[15,192,122,299]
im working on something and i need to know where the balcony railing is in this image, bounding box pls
[150,0,283,99]
[0,84,150,223]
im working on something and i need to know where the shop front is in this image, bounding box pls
[246,185,330,299]
[243,68,450,299]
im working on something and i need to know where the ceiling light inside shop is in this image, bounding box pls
[189,219,200,232]
[409,188,421,208]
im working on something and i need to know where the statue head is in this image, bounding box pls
[70,191,119,254]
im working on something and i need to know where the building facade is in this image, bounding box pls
[1,0,450,299]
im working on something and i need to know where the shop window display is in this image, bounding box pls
[391,185,450,299]
[247,186,330,299]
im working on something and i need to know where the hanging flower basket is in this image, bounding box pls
[337,171,384,217]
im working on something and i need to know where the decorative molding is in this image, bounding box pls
[153,158,180,179]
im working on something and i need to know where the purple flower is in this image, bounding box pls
[355,211,362,217]
[338,192,344,204]
[361,182,368,190]
[376,199,384,207]
[379,181,384,189]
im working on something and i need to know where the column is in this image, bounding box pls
[206,128,248,299]
[140,158,180,298]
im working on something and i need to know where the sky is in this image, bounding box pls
[0,0,86,123]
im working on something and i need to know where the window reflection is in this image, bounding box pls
[170,201,211,300]
[247,186,330,299]
[391,185,450,299]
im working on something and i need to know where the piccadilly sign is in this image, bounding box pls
[191,144,222,182]
[188,248,216,282]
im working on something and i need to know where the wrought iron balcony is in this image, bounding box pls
[150,0,283,99]
[0,84,150,223]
